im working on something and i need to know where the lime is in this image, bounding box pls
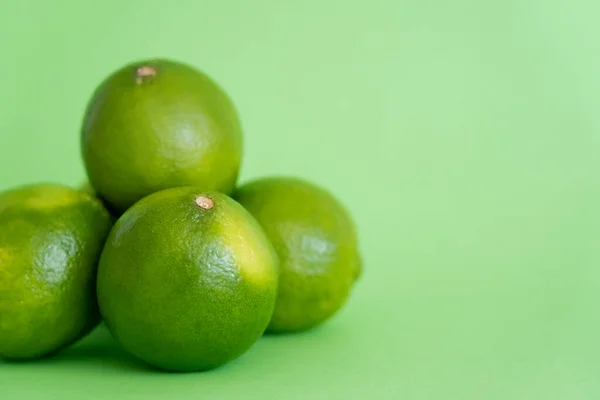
[0,184,113,359]
[97,188,278,371]
[235,177,361,333]
[81,59,243,213]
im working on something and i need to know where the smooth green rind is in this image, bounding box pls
[0,184,113,360]
[234,177,361,333]
[81,59,243,213]
[97,187,278,372]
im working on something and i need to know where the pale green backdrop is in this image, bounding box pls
[1,0,600,398]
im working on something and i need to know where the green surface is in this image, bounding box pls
[0,0,599,398]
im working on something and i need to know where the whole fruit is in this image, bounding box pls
[97,188,278,371]
[81,59,243,213]
[0,184,113,360]
[235,177,361,333]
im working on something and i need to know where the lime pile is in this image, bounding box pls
[0,59,361,371]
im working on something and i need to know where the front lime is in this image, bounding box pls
[97,188,278,371]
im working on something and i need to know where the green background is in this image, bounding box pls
[1,0,599,398]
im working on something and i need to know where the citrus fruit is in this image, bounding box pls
[0,183,113,360]
[97,187,278,371]
[234,177,361,333]
[81,59,243,213]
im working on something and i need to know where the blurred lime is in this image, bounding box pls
[235,177,361,333]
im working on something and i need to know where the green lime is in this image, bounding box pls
[234,177,361,333]
[81,59,243,213]
[97,188,278,371]
[0,184,113,360]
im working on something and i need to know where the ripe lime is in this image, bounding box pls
[97,188,278,371]
[0,184,113,359]
[235,177,361,333]
[81,59,243,213]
